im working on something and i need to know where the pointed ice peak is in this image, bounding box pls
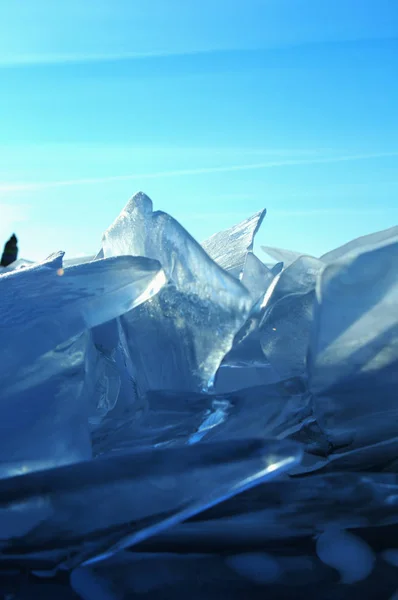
[102,192,154,259]
[123,191,153,215]
[202,209,266,278]
[101,193,252,393]
[43,251,65,270]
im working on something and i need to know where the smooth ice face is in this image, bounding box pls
[261,245,310,268]
[102,193,252,393]
[201,209,266,279]
[88,320,140,430]
[257,257,323,374]
[260,290,315,379]
[241,252,275,304]
[309,239,398,449]
[63,255,97,267]
[224,255,322,374]
[0,331,93,479]
[263,255,324,309]
[0,251,166,374]
[320,225,398,264]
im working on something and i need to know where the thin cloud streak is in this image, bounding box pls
[271,208,398,217]
[0,48,229,69]
[1,151,398,193]
[179,207,398,221]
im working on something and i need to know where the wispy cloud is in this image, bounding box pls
[1,151,398,193]
[0,49,189,69]
[271,207,398,217]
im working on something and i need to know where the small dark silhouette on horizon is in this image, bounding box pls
[1,234,19,267]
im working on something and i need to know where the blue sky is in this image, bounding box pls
[0,0,397,260]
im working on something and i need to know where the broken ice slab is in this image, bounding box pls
[139,473,398,549]
[0,253,166,479]
[241,252,275,304]
[260,290,315,379]
[261,245,310,268]
[264,255,323,309]
[88,319,141,428]
[201,209,266,279]
[224,255,322,372]
[0,251,166,375]
[213,363,281,393]
[91,382,309,457]
[292,436,398,476]
[0,257,35,272]
[0,332,93,480]
[102,193,252,393]
[308,238,398,451]
[320,225,398,264]
[0,438,301,570]
[63,255,97,267]
[271,261,284,276]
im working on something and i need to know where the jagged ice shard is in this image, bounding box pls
[308,236,398,453]
[0,251,166,479]
[101,192,252,393]
[1,194,398,598]
[201,209,266,278]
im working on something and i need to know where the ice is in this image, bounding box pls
[241,252,275,304]
[260,289,315,379]
[0,251,166,374]
[71,550,341,599]
[0,252,166,478]
[0,257,34,271]
[90,381,309,458]
[271,261,284,276]
[320,225,398,263]
[0,331,93,479]
[308,238,398,450]
[261,245,309,267]
[223,255,322,379]
[2,190,398,596]
[71,552,279,599]
[382,550,398,568]
[315,528,375,583]
[63,255,97,267]
[145,472,398,548]
[225,552,283,584]
[201,209,266,278]
[0,438,301,569]
[265,255,323,308]
[213,363,281,393]
[102,192,252,393]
